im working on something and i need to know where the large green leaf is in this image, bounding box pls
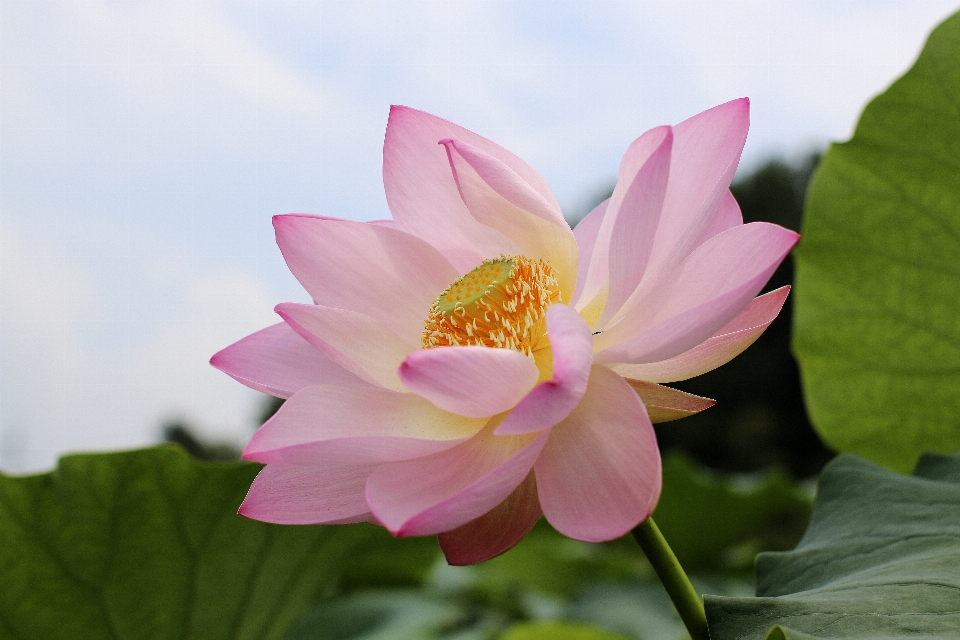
[286,591,473,640]
[793,9,960,471]
[0,446,379,640]
[703,452,960,639]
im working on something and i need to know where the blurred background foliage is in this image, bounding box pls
[156,153,831,639]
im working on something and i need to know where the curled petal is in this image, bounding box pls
[440,137,567,227]
[399,346,539,418]
[441,138,578,302]
[610,286,790,382]
[495,304,593,435]
[239,462,377,525]
[384,105,540,272]
[243,384,484,465]
[623,379,715,423]
[366,421,549,537]
[274,214,458,343]
[438,471,541,565]
[277,302,416,392]
[642,98,751,282]
[536,365,661,542]
[210,322,365,398]
[577,126,672,323]
[598,128,673,326]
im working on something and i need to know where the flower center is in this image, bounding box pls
[422,255,561,358]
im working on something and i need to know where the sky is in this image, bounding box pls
[2,0,958,473]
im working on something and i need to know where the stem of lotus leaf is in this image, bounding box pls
[632,517,710,640]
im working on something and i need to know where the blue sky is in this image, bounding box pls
[2,0,957,472]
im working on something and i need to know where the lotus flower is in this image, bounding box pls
[211,99,797,565]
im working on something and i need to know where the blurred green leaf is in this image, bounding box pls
[793,9,960,472]
[653,452,811,570]
[458,519,650,603]
[499,621,631,640]
[0,446,374,640]
[337,525,441,590]
[704,453,960,638]
[286,591,475,640]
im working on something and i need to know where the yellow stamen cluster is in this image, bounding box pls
[423,255,560,357]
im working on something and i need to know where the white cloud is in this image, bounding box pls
[0,215,279,472]
[0,217,100,471]
[130,270,279,443]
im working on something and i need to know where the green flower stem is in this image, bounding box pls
[632,517,710,640]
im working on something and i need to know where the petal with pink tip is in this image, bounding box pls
[277,302,416,392]
[596,222,798,363]
[597,129,673,327]
[239,462,377,525]
[274,214,459,343]
[578,126,672,315]
[642,99,751,283]
[623,379,715,423]
[495,304,593,435]
[609,286,790,382]
[536,365,661,542]
[438,471,541,565]
[210,322,366,398]
[571,198,608,307]
[399,346,539,418]
[366,422,549,537]
[441,138,578,302]
[384,106,547,272]
[243,384,484,466]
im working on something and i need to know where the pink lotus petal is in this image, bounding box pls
[210,322,366,398]
[368,219,400,229]
[366,422,549,536]
[578,126,672,315]
[239,462,377,525]
[438,471,541,565]
[399,346,539,418]
[243,384,484,465]
[277,302,416,392]
[495,305,593,435]
[215,102,799,550]
[596,222,798,363]
[598,128,673,327]
[441,138,578,302]
[440,137,566,228]
[609,286,790,382]
[536,365,661,542]
[697,190,743,247]
[274,214,458,343]
[571,198,608,307]
[642,99,751,284]
[384,106,551,272]
[623,379,715,423]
